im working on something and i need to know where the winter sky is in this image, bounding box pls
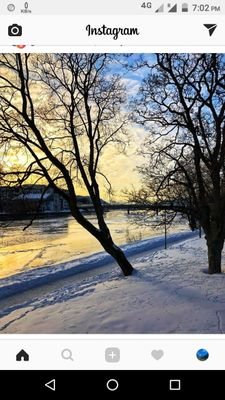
[0,53,157,201]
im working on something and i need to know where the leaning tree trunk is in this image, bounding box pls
[91,208,134,276]
[100,236,134,276]
[103,242,134,276]
[206,234,224,274]
[72,209,134,276]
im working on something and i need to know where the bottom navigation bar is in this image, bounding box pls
[0,338,224,369]
[2,370,225,395]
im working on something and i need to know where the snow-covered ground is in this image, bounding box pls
[1,231,225,334]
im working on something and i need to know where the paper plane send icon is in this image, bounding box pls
[204,24,217,36]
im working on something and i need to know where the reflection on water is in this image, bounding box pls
[0,210,187,279]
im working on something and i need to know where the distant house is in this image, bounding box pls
[0,184,69,214]
[16,349,29,362]
[13,185,70,213]
[0,184,107,216]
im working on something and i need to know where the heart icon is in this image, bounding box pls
[151,350,164,360]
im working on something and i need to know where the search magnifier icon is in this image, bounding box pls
[61,348,74,361]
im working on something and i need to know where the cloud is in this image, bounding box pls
[121,77,140,96]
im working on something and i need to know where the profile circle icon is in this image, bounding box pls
[196,348,209,361]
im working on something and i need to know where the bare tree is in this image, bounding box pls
[132,53,225,274]
[0,53,134,276]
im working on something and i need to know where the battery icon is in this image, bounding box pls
[182,3,188,12]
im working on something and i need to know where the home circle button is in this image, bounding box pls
[106,379,119,392]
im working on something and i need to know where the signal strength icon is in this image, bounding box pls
[155,4,164,12]
[168,4,177,13]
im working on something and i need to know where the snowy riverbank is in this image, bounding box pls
[1,231,225,333]
[0,230,196,299]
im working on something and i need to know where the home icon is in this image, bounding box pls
[16,349,29,362]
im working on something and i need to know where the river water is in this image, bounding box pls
[0,210,188,279]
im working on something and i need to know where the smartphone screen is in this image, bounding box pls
[0,0,225,395]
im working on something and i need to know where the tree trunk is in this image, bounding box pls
[71,209,134,277]
[206,236,224,274]
[102,241,134,276]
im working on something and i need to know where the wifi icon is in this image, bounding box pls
[204,24,217,36]
[155,4,164,12]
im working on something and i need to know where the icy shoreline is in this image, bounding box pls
[1,234,225,333]
[0,230,197,300]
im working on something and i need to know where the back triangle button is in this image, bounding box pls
[45,379,56,391]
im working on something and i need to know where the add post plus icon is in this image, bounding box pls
[105,348,120,363]
[204,24,217,36]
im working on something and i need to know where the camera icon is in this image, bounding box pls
[8,24,22,37]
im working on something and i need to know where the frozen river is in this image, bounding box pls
[0,210,188,279]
